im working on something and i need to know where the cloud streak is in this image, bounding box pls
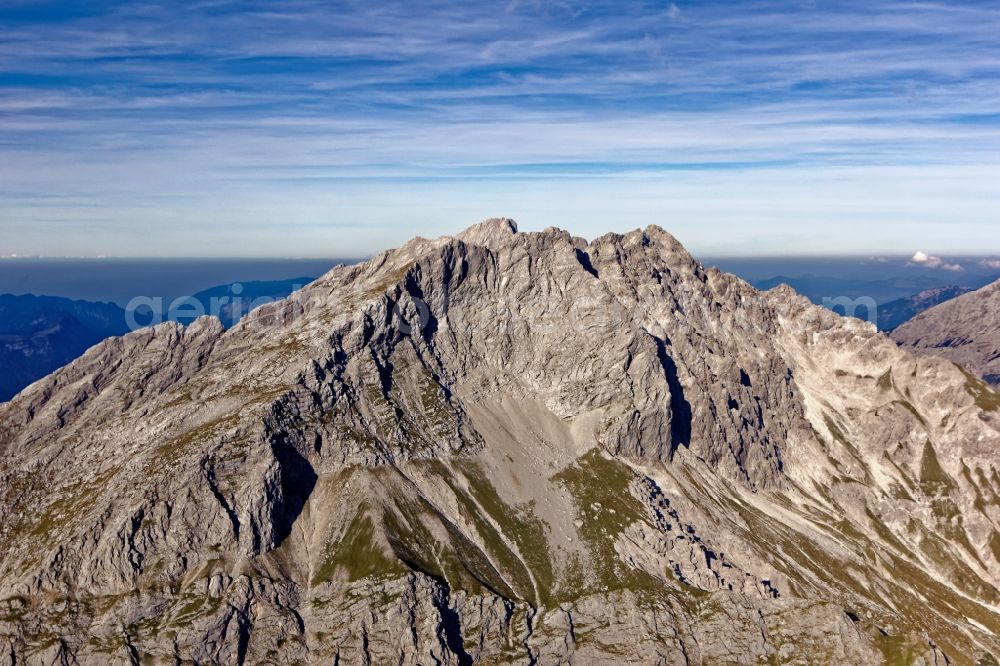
[0,0,999,255]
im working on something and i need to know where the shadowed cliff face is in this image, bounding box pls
[1,219,1000,665]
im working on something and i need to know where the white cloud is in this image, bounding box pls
[979,259,1000,270]
[908,251,964,271]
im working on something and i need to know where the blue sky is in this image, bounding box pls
[1,0,998,257]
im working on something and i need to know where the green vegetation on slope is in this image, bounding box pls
[313,507,406,584]
[918,440,955,496]
[428,461,538,602]
[382,486,516,599]
[456,460,555,604]
[552,448,665,596]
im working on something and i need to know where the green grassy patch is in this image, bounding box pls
[167,593,225,628]
[551,449,665,596]
[877,370,893,391]
[382,489,514,599]
[918,441,955,496]
[989,531,1000,564]
[875,631,919,666]
[313,507,406,585]
[455,460,555,604]
[978,652,1000,666]
[918,527,998,603]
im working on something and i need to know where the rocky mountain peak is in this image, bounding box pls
[1,220,999,664]
[454,216,519,248]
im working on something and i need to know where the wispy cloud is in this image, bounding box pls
[0,0,999,255]
[908,251,964,271]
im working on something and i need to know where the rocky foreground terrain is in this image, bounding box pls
[2,219,1000,664]
[893,279,1000,385]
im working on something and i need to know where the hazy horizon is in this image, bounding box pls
[3,250,998,307]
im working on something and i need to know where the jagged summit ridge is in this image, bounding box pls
[1,219,999,664]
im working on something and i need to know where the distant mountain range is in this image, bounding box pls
[752,274,998,332]
[0,294,130,402]
[753,273,964,306]
[876,285,974,332]
[0,277,315,401]
[184,277,315,328]
[892,278,1000,384]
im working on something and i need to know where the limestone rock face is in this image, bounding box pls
[2,218,1000,664]
[892,278,1000,384]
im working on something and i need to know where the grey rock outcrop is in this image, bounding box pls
[2,218,999,664]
